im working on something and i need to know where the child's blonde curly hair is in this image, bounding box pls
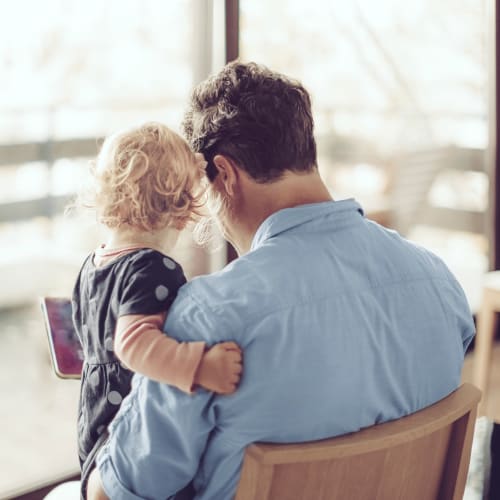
[87,122,206,232]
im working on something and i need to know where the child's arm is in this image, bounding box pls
[114,313,242,394]
[193,341,242,394]
[115,313,203,393]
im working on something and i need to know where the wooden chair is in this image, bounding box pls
[473,270,500,414]
[235,384,481,500]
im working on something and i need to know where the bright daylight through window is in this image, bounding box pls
[0,0,491,495]
[241,0,489,311]
[0,1,216,495]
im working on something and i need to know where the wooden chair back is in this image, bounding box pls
[235,383,481,500]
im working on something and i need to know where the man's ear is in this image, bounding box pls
[213,154,239,196]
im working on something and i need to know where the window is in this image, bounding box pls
[0,1,224,495]
[240,0,490,312]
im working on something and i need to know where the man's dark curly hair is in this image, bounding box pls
[182,61,317,183]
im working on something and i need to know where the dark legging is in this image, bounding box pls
[489,423,500,499]
[171,482,196,500]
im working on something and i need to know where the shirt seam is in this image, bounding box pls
[256,214,365,249]
[187,275,458,327]
[252,200,363,249]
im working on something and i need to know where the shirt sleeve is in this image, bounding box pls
[96,291,219,499]
[114,313,205,393]
[118,250,186,316]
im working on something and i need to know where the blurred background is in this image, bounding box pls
[0,0,492,497]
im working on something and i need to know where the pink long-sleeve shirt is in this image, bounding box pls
[95,246,205,394]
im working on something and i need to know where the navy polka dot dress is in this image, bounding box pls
[72,248,186,490]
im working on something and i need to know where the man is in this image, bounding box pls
[88,62,475,499]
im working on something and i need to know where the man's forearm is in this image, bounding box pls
[87,468,109,500]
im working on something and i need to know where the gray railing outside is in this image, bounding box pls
[0,137,103,223]
[0,0,218,225]
[0,139,488,233]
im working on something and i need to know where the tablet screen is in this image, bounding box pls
[41,297,83,379]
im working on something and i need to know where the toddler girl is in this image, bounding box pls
[71,122,242,494]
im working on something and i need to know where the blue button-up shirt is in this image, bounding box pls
[96,199,475,499]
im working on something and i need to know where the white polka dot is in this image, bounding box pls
[155,285,169,301]
[89,370,100,387]
[107,391,123,405]
[97,425,106,435]
[104,337,114,351]
[163,257,176,270]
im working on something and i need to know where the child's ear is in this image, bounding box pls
[213,154,238,197]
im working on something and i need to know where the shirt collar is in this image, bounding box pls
[251,198,364,251]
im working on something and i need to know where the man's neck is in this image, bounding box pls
[233,169,333,254]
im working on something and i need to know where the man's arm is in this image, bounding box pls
[92,289,225,499]
[94,376,216,499]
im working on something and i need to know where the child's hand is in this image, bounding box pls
[195,341,242,394]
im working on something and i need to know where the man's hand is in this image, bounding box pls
[86,468,109,500]
[194,341,242,394]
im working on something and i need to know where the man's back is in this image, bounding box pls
[169,199,474,498]
[95,199,474,500]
